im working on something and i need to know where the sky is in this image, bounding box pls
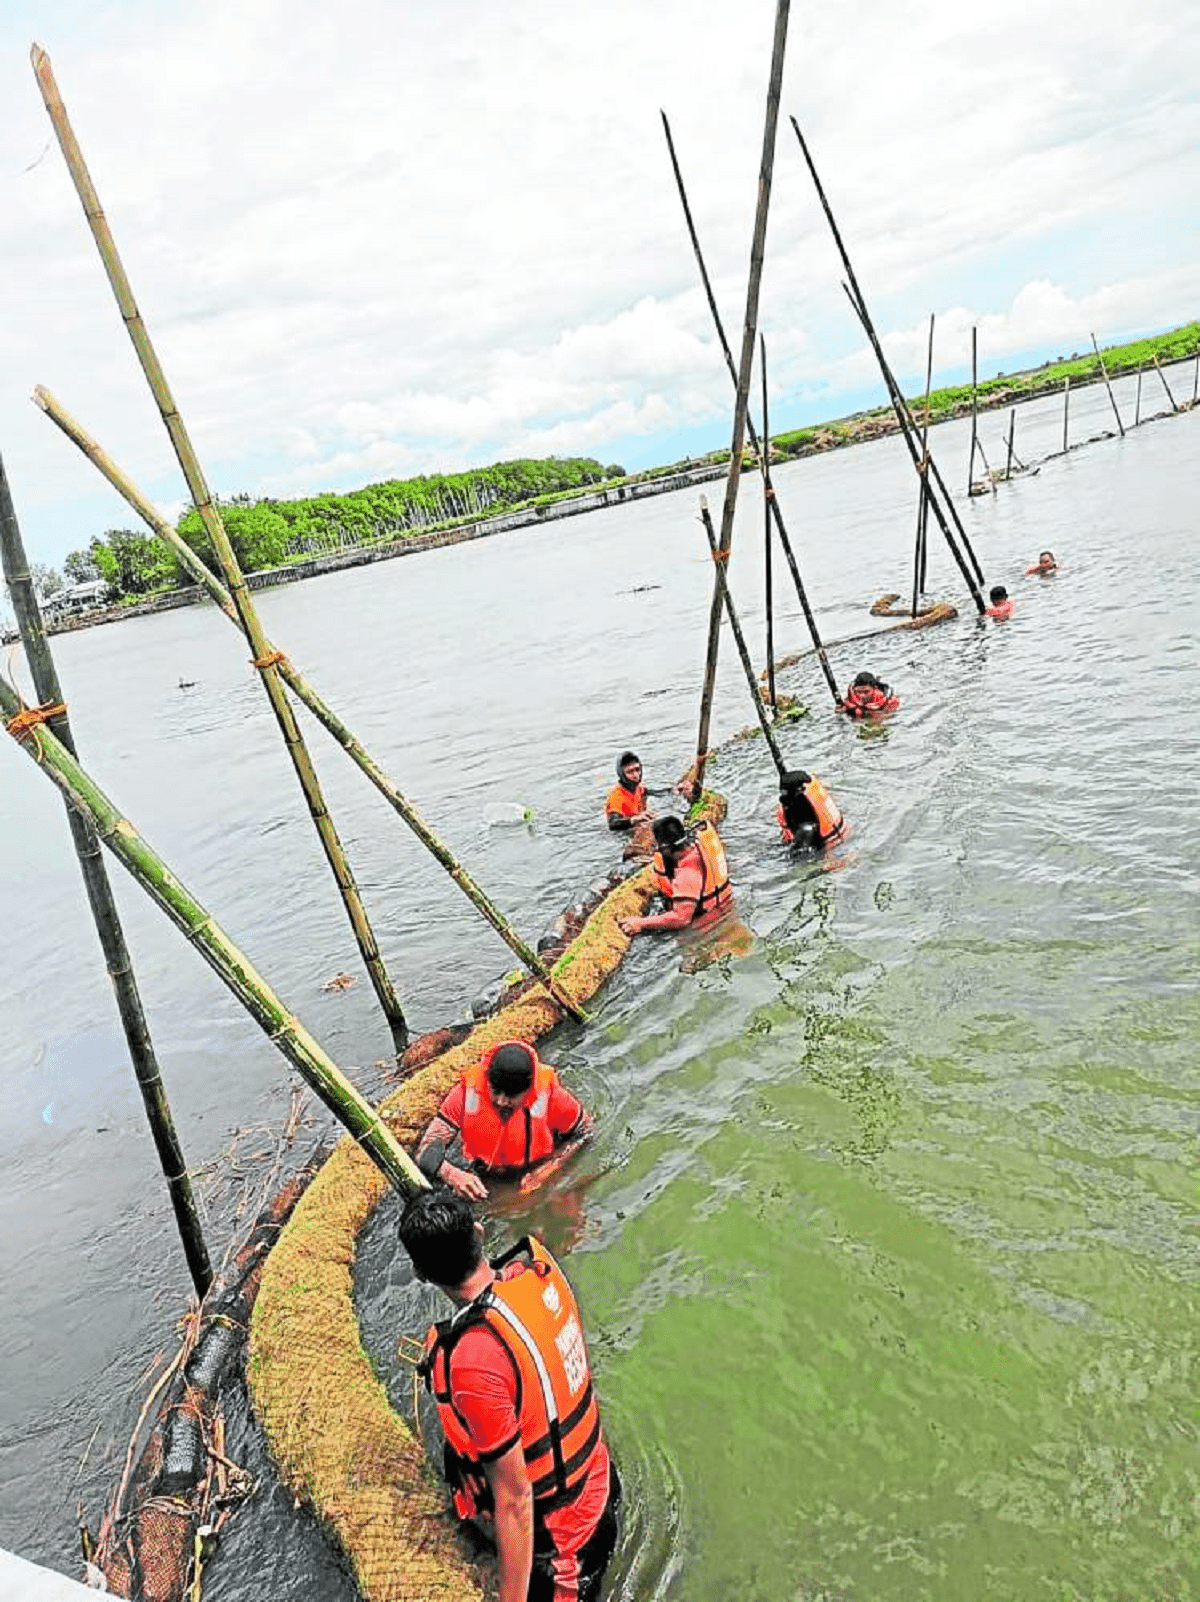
[0,0,1198,567]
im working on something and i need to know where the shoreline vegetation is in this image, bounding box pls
[17,318,1200,640]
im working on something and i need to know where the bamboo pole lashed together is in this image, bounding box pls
[0,665,429,1197]
[1135,367,1143,428]
[1090,332,1126,438]
[1062,376,1071,453]
[660,107,841,711]
[0,453,212,1297]
[690,0,791,798]
[968,326,980,494]
[760,335,777,716]
[31,45,409,1055]
[1004,409,1016,480]
[1153,355,1179,413]
[698,499,786,774]
[33,388,586,1024]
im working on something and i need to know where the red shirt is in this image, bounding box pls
[450,1265,612,1591]
[438,1075,584,1151]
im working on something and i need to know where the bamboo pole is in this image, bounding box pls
[1153,355,1179,412]
[968,326,980,495]
[912,313,935,615]
[790,117,988,604]
[1090,332,1126,437]
[690,0,791,797]
[841,284,987,614]
[0,666,428,1196]
[0,454,212,1297]
[660,108,841,710]
[33,388,585,1024]
[1193,350,1199,406]
[1004,409,1016,480]
[1062,376,1071,452]
[760,334,777,716]
[1135,367,1143,427]
[698,499,786,774]
[31,45,409,1055]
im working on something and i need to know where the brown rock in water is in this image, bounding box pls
[869,592,902,616]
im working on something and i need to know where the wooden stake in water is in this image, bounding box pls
[0,453,212,1296]
[1004,409,1016,480]
[661,109,841,710]
[1153,355,1179,413]
[912,313,935,616]
[760,335,777,716]
[1090,332,1126,438]
[31,45,410,1052]
[1135,367,1143,427]
[691,0,791,798]
[33,387,586,1025]
[699,499,786,775]
[1062,375,1071,453]
[0,664,429,1197]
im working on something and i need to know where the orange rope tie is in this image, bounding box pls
[251,650,286,670]
[764,487,777,502]
[710,548,730,564]
[4,700,66,739]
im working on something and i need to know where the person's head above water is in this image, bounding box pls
[779,768,813,800]
[616,750,642,790]
[1038,550,1056,566]
[652,816,688,853]
[398,1187,483,1290]
[989,585,1008,604]
[852,671,879,690]
[485,1040,536,1100]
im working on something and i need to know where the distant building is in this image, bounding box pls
[43,578,111,617]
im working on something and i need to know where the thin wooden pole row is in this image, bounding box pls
[691,0,791,797]
[0,453,212,1295]
[912,313,935,616]
[660,109,841,711]
[33,388,584,1023]
[0,665,428,1196]
[31,46,409,1053]
[1090,331,1126,437]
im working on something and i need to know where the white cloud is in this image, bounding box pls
[1,0,1198,560]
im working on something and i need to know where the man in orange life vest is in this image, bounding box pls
[617,815,733,936]
[604,750,665,831]
[840,671,900,719]
[777,769,847,849]
[401,1189,620,1602]
[415,1041,593,1202]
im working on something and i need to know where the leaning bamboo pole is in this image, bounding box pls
[912,313,935,616]
[1135,367,1144,428]
[1062,376,1071,452]
[691,0,791,797]
[31,45,408,1055]
[1004,409,1016,480]
[0,452,212,1296]
[968,327,980,494]
[790,117,988,604]
[33,387,585,1023]
[1153,355,1179,413]
[0,664,428,1196]
[1090,332,1126,437]
[661,108,841,710]
[760,335,777,716]
[840,285,988,615]
[699,499,786,774]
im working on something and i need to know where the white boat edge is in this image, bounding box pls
[0,1549,100,1598]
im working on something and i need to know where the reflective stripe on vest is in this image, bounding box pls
[424,1238,603,1515]
[806,777,845,843]
[459,1059,557,1171]
[693,822,731,915]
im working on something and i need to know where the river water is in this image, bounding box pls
[2,367,1197,1600]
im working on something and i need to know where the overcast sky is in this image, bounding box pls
[1,0,1197,565]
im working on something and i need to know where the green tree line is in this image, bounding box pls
[61,455,624,601]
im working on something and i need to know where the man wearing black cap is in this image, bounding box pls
[414,1040,593,1201]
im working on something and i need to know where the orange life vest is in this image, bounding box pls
[777,775,845,846]
[605,781,645,821]
[423,1237,604,1521]
[842,684,900,719]
[651,821,731,918]
[986,599,1014,620]
[459,1053,557,1173]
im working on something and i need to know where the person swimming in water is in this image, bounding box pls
[840,671,900,719]
[776,769,847,849]
[985,585,1014,620]
[1026,550,1058,576]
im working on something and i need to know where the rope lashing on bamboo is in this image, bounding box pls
[251,650,287,669]
[4,700,66,738]
[711,548,730,563]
